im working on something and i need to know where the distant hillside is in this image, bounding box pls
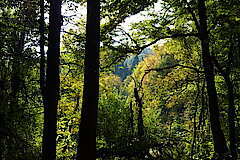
[113,48,152,80]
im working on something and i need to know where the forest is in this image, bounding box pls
[0,0,239,159]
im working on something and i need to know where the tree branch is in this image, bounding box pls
[139,33,199,51]
[119,28,140,48]
[183,0,200,32]
[145,64,204,73]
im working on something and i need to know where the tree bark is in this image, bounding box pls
[39,0,45,99]
[212,56,237,159]
[134,88,144,138]
[42,0,61,159]
[129,101,134,136]
[226,77,237,159]
[77,0,100,159]
[197,0,229,156]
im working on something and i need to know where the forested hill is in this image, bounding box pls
[113,48,152,80]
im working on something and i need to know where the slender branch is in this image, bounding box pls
[139,33,199,51]
[140,71,150,88]
[100,44,135,70]
[130,76,138,88]
[211,56,227,78]
[227,36,234,73]
[101,32,198,70]
[100,54,127,70]
[183,0,200,31]
[119,28,140,48]
[145,64,204,73]
[139,64,203,90]
[208,15,237,32]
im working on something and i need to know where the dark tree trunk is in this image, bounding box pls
[10,1,26,111]
[39,0,45,99]
[212,56,237,159]
[226,77,237,159]
[197,0,229,156]
[77,0,100,159]
[134,88,144,138]
[10,32,25,113]
[129,101,134,136]
[42,0,62,159]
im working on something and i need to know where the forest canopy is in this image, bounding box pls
[0,0,239,159]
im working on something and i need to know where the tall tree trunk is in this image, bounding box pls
[77,0,100,159]
[10,32,25,114]
[10,1,26,116]
[226,77,237,159]
[42,0,62,159]
[39,0,45,99]
[212,56,237,159]
[197,0,229,157]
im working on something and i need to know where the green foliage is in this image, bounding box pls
[98,92,130,147]
[1,0,240,159]
[120,38,216,159]
[0,2,42,159]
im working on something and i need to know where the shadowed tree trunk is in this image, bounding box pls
[10,32,24,116]
[129,101,134,136]
[42,0,62,159]
[197,0,229,158]
[212,54,237,159]
[77,0,100,159]
[39,0,45,99]
[225,76,237,159]
[134,88,144,138]
[10,0,27,122]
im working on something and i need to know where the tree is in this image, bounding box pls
[42,0,62,159]
[39,0,45,100]
[208,1,239,157]
[0,0,42,159]
[77,0,100,159]
[123,0,237,158]
[59,1,158,158]
[1,0,239,159]
[197,1,230,158]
